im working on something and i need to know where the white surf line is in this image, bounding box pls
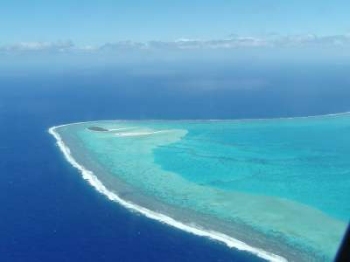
[47,110,350,128]
[114,130,172,137]
[263,111,350,121]
[87,127,136,132]
[108,127,136,131]
[206,111,350,122]
[49,124,287,262]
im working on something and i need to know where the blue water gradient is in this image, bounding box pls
[0,64,349,261]
[154,117,350,221]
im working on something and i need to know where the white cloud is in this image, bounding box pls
[272,34,350,47]
[1,34,350,54]
[0,41,74,52]
[100,41,147,51]
[97,34,350,51]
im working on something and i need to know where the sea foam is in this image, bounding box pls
[115,130,170,137]
[49,124,287,262]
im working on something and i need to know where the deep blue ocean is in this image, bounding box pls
[1,62,349,262]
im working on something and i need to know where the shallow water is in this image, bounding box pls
[54,114,350,262]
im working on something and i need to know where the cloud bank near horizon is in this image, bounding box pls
[1,34,350,54]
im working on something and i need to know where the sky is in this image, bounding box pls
[1,0,350,116]
[1,0,350,44]
[1,0,350,64]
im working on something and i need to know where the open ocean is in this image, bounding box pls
[1,62,349,262]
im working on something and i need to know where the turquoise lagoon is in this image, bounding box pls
[51,114,350,262]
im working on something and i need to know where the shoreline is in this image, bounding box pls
[47,111,350,128]
[48,124,287,262]
[48,114,349,262]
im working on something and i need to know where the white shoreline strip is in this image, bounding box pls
[108,127,136,131]
[48,111,350,128]
[115,130,171,137]
[49,124,287,262]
